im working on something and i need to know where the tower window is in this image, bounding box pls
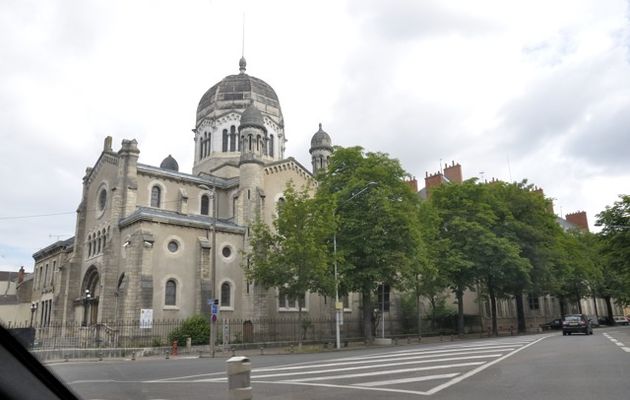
[222,129,228,152]
[201,194,210,215]
[269,135,274,157]
[230,126,236,152]
[165,279,176,306]
[151,186,161,208]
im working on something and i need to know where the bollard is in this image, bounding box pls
[231,346,237,356]
[131,352,136,361]
[98,351,103,361]
[289,344,294,353]
[259,346,264,355]
[450,334,454,342]
[64,354,69,362]
[165,350,170,360]
[226,356,252,400]
[510,326,514,336]
[171,340,178,356]
[407,337,411,344]
[186,336,192,353]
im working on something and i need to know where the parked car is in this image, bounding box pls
[540,318,563,330]
[562,314,593,335]
[612,315,629,326]
[586,315,600,327]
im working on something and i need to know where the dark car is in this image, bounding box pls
[562,314,593,335]
[540,318,563,330]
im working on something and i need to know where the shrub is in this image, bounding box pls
[167,315,210,346]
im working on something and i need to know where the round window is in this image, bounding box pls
[167,240,179,253]
[98,188,107,211]
[222,246,232,258]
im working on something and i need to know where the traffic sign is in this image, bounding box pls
[211,303,219,315]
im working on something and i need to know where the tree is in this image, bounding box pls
[316,147,421,341]
[486,181,561,333]
[596,194,630,309]
[245,182,335,344]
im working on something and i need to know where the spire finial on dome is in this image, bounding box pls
[239,56,247,74]
[319,122,322,130]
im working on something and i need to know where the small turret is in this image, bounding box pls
[309,123,333,174]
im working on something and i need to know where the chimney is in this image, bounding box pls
[104,136,113,152]
[443,161,463,183]
[17,266,25,284]
[565,211,589,232]
[405,177,418,193]
[424,171,444,198]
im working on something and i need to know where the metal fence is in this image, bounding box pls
[3,315,481,351]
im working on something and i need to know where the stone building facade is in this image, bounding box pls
[30,58,340,326]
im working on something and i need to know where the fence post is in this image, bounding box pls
[226,356,252,400]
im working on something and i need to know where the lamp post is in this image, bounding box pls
[83,289,91,326]
[30,302,37,327]
[333,181,377,349]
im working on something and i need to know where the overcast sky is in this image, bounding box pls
[1,0,629,272]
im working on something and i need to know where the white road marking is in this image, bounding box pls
[253,348,514,372]
[282,361,486,382]
[622,347,630,353]
[424,336,548,395]
[247,354,500,380]
[332,345,518,362]
[615,342,624,346]
[355,372,461,387]
[253,379,434,396]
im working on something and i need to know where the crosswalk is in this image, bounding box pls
[193,336,548,396]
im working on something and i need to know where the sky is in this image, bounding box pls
[1,0,629,272]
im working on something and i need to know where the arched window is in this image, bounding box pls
[151,186,161,208]
[248,134,253,151]
[97,232,102,254]
[87,235,92,256]
[199,135,204,160]
[269,135,274,157]
[221,282,231,307]
[222,129,229,152]
[256,135,261,151]
[229,126,236,152]
[201,194,210,216]
[165,279,176,306]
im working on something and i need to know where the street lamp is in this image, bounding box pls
[30,302,37,327]
[333,181,377,349]
[83,289,91,326]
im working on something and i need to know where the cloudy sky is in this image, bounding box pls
[1,0,629,272]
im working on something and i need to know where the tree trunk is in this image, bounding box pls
[559,296,566,318]
[430,297,437,331]
[575,287,582,314]
[416,293,422,337]
[456,287,464,337]
[297,305,303,349]
[489,284,498,337]
[362,290,373,342]
[592,297,599,318]
[604,296,614,324]
[515,293,526,334]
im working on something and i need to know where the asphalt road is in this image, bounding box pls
[49,326,630,400]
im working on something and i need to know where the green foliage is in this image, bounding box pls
[596,194,630,306]
[315,146,422,339]
[245,182,336,299]
[167,315,209,346]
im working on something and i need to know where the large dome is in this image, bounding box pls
[196,58,283,127]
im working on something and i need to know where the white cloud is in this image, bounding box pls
[1,0,629,271]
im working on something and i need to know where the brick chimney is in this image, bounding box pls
[443,161,463,183]
[565,211,589,232]
[405,177,418,193]
[17,266,25,284]
[424,171,444,198]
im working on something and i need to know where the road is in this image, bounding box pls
[50,326,630,400]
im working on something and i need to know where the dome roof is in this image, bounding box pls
[196,58,283,127]
[310,123,333,152]
[160,154,179,172]
[240,103,266,132]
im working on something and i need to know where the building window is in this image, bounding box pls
[221,282,231,307]
[377,284,390,312]
[222,246,232,258]
[278,287,306,311]
[151,186,161,208]
[201,195,210,216]
[229,126,236,152]
[269,134,274,157]
[528,294,540,310]
[222,129,228,152]
[98,188,107,211]
[165,279,176,306]
[167,240,179,253]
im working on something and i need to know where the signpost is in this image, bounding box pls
[209,299,219,357]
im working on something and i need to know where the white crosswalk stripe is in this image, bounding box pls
[193,336,548,395]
